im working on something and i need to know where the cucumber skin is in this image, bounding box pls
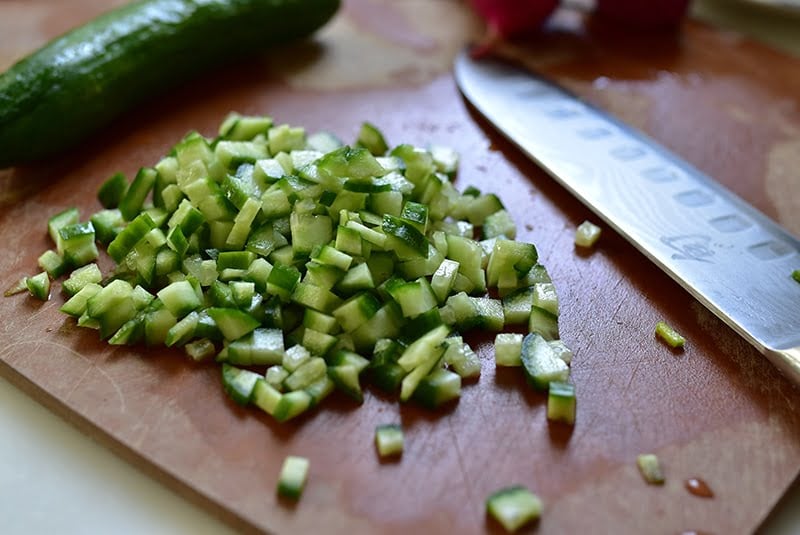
[0,0,340,168]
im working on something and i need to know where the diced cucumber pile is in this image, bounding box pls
[18,113,576,425]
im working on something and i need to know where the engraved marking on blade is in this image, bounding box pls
[642,167,680,183]
[515,86,552,99]
[546,107,582,119]
[675,189,715,207]
[610,146,646,161]
[662,234,715,262]
[578,127,613,139]
[748,240,795,261]
[709,214,752,233]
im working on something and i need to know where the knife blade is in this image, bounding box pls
[454,49,800,386]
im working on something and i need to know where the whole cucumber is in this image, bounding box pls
[0,0,340,168]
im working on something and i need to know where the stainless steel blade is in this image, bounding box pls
[454,49,800,385]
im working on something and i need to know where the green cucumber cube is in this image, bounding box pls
[494,333,524,367]
[277,455,309,500]
[547,381,576,424]
[374,424,404,458]
[486,486,542,533]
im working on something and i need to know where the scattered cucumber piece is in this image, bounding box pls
[4,277,29,297]
[486,486,543,533]
[575,220,602,247]
[546,381,576,424]
[277,456,310,500]
[636,453,665,485]
[374,424,404,458]
[655,320,686,348]
[25,272,50,301]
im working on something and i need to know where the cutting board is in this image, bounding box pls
[2,1,800,533]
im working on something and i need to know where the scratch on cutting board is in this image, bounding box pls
[690,302,783,400]
[621,357,643,397]
[0,338,127,414]
[130,399,176,449]
[446,417,477,511]
[62,365,92,404]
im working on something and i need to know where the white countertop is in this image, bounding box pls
[0,375,235,535]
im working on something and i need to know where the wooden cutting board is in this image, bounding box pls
[2,1,800,533]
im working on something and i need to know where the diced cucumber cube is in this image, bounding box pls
[253,379,283,415]
[273,390,312,422]
[431,259,459,303]
[48,207,80,245]
[495,333,524,367]
[412,368,461,409]
[374,424,404,458]
[328,364,363,402]
[25,272,50,301]
[277,455,309,499]
[284,357,326,391]
[486,486,543,533]
[520,333,569,391]
[655,321,686,348]
[62,263,103,297]
[532,282,559,316]
[637,453,665,485]
[206,308,260,341]
[283,344,311,372]
[38,250,67,278]
[97,172,128,209]
[227,327,285,366]
[575,220,602,247]
[157,280,202,318]
[221,363,261,406]
[547,381,576,424]
[442,339,480,378]
[265,366,290,392]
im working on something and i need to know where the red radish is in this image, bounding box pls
[470,0,560,38]
[595,0,692,27]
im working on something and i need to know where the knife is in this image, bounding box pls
[454,49,800,386]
